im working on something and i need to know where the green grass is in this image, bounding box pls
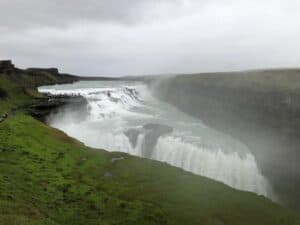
[1,114,300,225]
[0,70,300,225]
[176,69,300,94]
[0,74,44,115]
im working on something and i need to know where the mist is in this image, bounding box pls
[149,72,300,210]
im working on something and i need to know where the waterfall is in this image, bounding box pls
[38,81,274,199]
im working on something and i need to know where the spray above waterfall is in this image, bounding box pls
[38,80,274,199]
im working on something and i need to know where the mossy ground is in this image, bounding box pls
[0,74,44,115]
[0,71,300,225]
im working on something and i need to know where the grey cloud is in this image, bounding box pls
[0,0,181,30]
[0,0,300,76]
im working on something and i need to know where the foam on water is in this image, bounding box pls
[39,81,274,199]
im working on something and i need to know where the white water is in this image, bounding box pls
[39,81,273,198]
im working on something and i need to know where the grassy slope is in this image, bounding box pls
[170,69,300,96]
[0,75,35,114]
[0,70,62,115]
[1,72,300,225]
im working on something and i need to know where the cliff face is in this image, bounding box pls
[151,70,300,211]
[26,67,59,75]
[0,60,15,73]
[0,60,79,87]
[0,60,81,117]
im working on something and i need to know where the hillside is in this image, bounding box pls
[1,62,300,225]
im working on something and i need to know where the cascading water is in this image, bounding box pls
[39,80,274,199]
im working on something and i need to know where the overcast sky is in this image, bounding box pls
[0,0,300,76]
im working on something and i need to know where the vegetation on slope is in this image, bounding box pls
[0,66,300,225]
[173,69,300,93]
[0,74,39,115]
[1,114,300,225]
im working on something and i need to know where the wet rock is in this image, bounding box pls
[124,129,140,148]
[124,123,173,158]
[141,123,173,158]
[29,95,88,121]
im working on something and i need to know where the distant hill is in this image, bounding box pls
[151,69,300,211]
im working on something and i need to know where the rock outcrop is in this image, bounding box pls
[125,123,173,158]
[0,60,15,73]
[26,67,59,75]
[0,60,79,87]
[29,95,88,121]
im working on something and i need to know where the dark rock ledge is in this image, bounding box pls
[28,94,88,122]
